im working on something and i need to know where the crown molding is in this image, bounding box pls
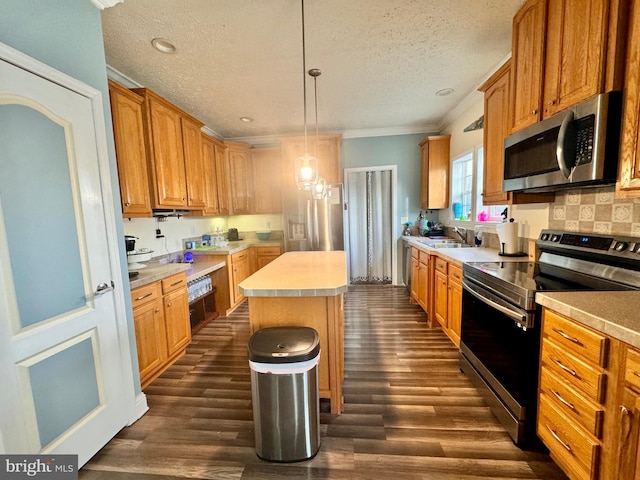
[438,53,512,131]
[91,0,122,10]
[106,65,142,88]
[201,126,225,141]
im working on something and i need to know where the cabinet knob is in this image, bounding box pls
[531,109,538,115]
[549,99,556,105]
[621,405,631,416]
[155,308,160,313]
[125,202,130,207]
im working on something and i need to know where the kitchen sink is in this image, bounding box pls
[429,242,472,248]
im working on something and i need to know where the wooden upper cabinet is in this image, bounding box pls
[479,61,555,205]
[132,88,204,209]
[480,62,512,206]
[280,134,342,191]
[252,147,282,214]
[226,141,253,215]
[181,117,206,208]
[618,0,640,196]
[419,135,450,210]
[215,142,231,215]
[107,80,151,218]
[543,0,608,117]
[510,0,547,133]
[510,0,628,133]
[200,133,220,215]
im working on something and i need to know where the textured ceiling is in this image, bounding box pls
[101,0,523,141]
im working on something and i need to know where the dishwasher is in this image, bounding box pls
[403,240,411,292]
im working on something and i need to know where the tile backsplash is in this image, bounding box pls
[548,186,640,236]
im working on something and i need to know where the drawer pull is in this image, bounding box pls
[136,292,153,301]
[551,327,582,346]
[170,280,183,287]
[552,358,577,377]
[546,425,572,452]
[552,390,575,411]
[634,371,640,379]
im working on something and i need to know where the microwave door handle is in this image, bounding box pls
[556,110,575,179]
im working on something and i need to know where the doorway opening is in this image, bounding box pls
[344,166,396,285]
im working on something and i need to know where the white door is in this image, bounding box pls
[0,55,129,465]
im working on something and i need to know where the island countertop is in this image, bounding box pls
[239,251,348,297]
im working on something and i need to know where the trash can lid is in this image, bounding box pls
[248,326,320,363]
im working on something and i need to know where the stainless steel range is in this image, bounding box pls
[460,229,640,446]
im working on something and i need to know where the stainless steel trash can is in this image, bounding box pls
[248,326,321,462]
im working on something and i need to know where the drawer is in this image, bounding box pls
[538,394,599,480]
[539,368,604,438]
[543,309,608,367]
[624,347,640,392]
[419,250,429,264]
[435,257,447,274]
[541,339,606,404]
[161,272,187,294]
[256,246,281,256]
[231,249,249,262]
[448,263,462,283]
[411,246,419,259]
[131,282,159,308]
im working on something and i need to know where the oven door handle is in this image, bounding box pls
[462,279,527,326]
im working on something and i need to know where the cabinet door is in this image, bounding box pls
[543,0,608,117]
[418,258,428,310]
[481,62,512,205]
[252,147,282,214]
[163,287,190,358]
[182,116,206,208]
[447,279,462,347]
[227,144,253,214]
[108,81,151,217]
[410,255,419,302]
[618,0,640,195]
[280,134,342,190]
[133,298,166,381]
[434,270,448,329]
[510,0,547,132]
[201,134,220,215]
[231,251,250,305]
[420,135,451,210]
[148,97,188,207]
[215,143,231,215]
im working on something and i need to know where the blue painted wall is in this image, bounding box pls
[0,0,141,392]
[342,134,441,282]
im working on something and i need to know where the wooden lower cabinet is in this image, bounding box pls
[256,246,282,270]
[410,247,419,302]
[446,264,462,347]
[433,258,448,329]
[538,308,627,480]
[132,272,190,389]
[417,250,429,310]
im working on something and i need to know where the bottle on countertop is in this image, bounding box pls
[402,222,412,236]
[416,210,425,236]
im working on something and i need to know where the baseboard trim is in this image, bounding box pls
[129,392,149,425]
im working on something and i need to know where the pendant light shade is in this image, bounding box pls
[294,0,319,191]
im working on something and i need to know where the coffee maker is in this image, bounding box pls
[125,235,137,253]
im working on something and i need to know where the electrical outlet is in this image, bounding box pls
[401,216,408,224]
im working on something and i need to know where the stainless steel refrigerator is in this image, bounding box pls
[283,183,345,252]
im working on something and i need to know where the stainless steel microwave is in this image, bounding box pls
[503,92,622,193]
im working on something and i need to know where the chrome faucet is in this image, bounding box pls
[454,226,467,244]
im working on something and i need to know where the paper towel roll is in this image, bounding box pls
[496,221,519,255]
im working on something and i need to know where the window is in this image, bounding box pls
[450,146,505,223]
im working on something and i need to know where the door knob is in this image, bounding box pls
[95,282,114,296]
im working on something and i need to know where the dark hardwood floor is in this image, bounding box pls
[81,286,568,480]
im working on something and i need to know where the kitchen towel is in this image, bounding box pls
[496,221,519,255]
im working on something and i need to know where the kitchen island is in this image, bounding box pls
[239,251,348,414]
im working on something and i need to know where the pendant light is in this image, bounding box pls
[295,0,319,191]
[309,68,327,199]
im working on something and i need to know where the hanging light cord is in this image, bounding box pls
[313,71,319,156]
[301,0,309,155]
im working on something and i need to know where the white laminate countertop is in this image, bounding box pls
[536,291,640,349]
[239,251,348,297]
[129,258,226,289]
[402,236,530,265]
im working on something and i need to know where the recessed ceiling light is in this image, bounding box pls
[240,117,253,123]
[151,38,176,54]
[435,88,454,96]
